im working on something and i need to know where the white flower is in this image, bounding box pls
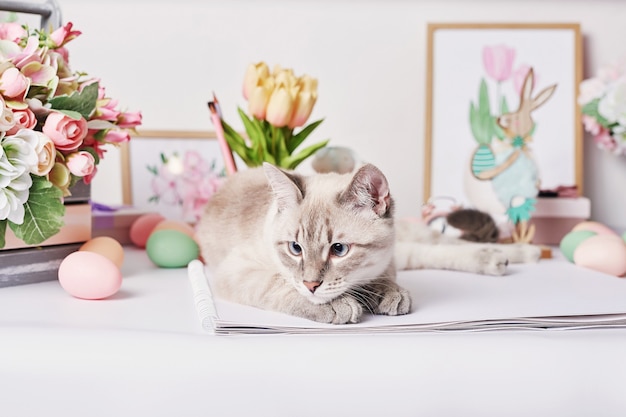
[578,77,606,105]
[10,129,55,175]
[597,75,626,126]
[0,135,37,224]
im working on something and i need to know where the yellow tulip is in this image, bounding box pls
[272,66,297,89]
[242,62,270,100]
[265,81,295,127]
[288,75,318,128]
[247,78,274,120]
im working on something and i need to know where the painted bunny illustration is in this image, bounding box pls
[471,68,556,243]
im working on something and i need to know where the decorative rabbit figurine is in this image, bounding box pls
[471,68,557,243]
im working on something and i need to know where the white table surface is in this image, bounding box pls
[1,247,626,417]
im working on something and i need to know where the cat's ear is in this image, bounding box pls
[340,164,392,217]
[263,162,304,211]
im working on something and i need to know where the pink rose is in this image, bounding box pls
[0,67,29,99]
[42,112,88,151]
[95,97,120,121]
[594,128,618,152]
[7,108,36,135]
[103,130,130,144]
[117,111,142,128]
[582,115,602,136]
[49,22,81,48]
[83,165,98,185]
[66,151,96,178]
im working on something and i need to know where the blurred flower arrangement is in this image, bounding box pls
[220,62,329,169]
[578,58,626,156]
[146,150,223,223]
[0,22,142,248]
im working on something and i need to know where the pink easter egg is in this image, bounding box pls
[573,234,626,277]
[58,251,123,299]
[129,213,165,248]
[571,221,618,237]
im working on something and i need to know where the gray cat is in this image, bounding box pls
[196,163,540,324]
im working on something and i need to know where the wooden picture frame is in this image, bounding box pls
[424,23,583,211]
[121,130,226,223]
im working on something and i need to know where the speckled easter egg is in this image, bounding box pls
[146,229,199,268]
[559,230,597,262]
[572,221,618,236]
[573,234,626,277]
[129,213,165,248]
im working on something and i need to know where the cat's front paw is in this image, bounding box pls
[375,286,411,316]
[328,296,363,324]
[477,248,509,276]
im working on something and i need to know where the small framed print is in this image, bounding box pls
[424,23,583,241]
[424,23,583,202]
[121,130,226,223]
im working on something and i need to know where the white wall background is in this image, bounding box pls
[51,0,626,231]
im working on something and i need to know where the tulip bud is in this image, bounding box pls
[48,161,72,196]
[242,62,270,100]
[248,82,272,120]
[288,75,318,128]
[265,81,295,127]
[273,67,297,89]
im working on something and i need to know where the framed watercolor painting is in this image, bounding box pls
[121,130,228,223]
[424,23,582,241]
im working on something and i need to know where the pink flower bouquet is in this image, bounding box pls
[0,22,142,248]
[578,58,626,156]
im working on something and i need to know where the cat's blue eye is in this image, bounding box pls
[288,241,302,256]
[330,243,350,257]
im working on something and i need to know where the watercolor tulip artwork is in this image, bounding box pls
[219,62,329,169]
[466,44,557,243]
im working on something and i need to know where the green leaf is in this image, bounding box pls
[0,220,6,249]
[500,96,509,115]
[237,108,269,165]
[221,118,255,165]
[469,79,495,145]
[288,119,324,153]
[272,126,289,165]
[283,139,330,169]
[478,78,491,116]
[8,175,65,245]
[582,98,612,128]
[57,109,83,120]
[49,81,98,120]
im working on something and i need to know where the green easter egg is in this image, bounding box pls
[622,230,626,243]
[471,144,496,176]
[146,229,199,268]
[559,230,597,262]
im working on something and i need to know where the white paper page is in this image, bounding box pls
[197,259,626,333]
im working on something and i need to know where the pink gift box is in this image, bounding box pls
[530,197,591,245]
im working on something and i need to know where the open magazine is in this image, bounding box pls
[187,259,626,335]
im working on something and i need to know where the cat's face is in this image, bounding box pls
[264,164,395,305]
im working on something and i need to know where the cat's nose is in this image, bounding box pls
[304,281,323,293]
